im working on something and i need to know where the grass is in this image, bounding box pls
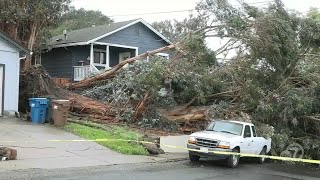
[64,122,148,155]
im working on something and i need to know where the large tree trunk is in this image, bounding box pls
[68,44,176,89]
[20,65,114,120]
[23,22,37,71]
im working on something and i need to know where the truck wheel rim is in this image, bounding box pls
[261,149,266,162]
[232,155,239,165]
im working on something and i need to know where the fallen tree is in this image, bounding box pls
[17,0,320,159]
[79,0,320,159]
[19,65,114,120]
[67,44,176,89]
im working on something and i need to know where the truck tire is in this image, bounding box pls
[258,147,267,164]
[227,148,240,168]
[189,152,200,162]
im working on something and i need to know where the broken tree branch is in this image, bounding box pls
[303,116,320,123]
[133,91,150,122]
[183,89,239,109]
[68,44,177,89]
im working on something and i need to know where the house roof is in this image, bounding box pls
[49,19,171,48]
[0,31,30,54]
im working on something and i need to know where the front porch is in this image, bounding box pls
[73,43,138,81]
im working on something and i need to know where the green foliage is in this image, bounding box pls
[152,14,208,42]
[182,35,217,66]
[271,132,291,155]
[152,20,176,42]
[82,0,320,159]
[300,138,320,159]
[0,0,70,51]
[84,53,220,124]
[300,8,320,50]
[84,59,174,122]
[152,16,216,66]
[138,117,178,132]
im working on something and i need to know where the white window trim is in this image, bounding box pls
[90,44,139,68]
[93,42,139,56]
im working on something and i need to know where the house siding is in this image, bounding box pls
[71,46,91,67]
[42,22,171,80]
[97,22,169,55]
[42,48,73,78]
[0,36,21,113]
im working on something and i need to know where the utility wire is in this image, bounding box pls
[108,9,194,17]
[0,1,308,20]
[108,1,275,17]
[0,1,276,20]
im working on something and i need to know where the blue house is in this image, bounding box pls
[42,19,171,82]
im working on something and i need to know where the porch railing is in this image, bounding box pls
[73,65,91,81]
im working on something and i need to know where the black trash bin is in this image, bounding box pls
[40,95,57,124]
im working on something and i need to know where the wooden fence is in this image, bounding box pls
[52,77,71,86]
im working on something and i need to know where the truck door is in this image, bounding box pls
[242,125,254,154]
[251,125,261,154]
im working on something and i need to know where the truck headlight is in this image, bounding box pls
[218,141,230,149]
[188,137,197,144]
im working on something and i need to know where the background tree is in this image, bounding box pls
[152,14,216,65]
[300,7,320,52]
[152,14,208,42]
[50,7,113,36]
[0,0,70,69]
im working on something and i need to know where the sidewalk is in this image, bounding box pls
[0,118,186,171]
[160,135,189,153]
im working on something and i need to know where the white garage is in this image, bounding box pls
[0,31,30,116]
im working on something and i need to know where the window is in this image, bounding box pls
[251,126,257,137]
[119,52,131,63]
[93,49,106,65]
[244,125,252,138]
[206,121,243,136]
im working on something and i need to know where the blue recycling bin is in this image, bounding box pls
[29,98,48,124]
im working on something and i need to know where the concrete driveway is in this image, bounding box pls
[0,118,186,171]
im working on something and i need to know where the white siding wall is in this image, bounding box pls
[0,37,20,113]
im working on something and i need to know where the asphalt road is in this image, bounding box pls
[1,159,319,180]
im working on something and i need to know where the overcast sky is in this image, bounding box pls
[71,0,320,23]
[71,0,320,52]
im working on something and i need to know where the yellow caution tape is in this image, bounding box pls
[1,138,320,164]
[162,143,320,164]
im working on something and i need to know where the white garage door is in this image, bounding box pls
[0,65,4,116]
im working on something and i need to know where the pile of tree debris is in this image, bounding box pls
[19,65,114,121]
[15,0,320,160]
[18,43,214,133]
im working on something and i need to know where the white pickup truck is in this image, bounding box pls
[187,120,271,168]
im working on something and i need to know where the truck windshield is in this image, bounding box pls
[206,121,243,136]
